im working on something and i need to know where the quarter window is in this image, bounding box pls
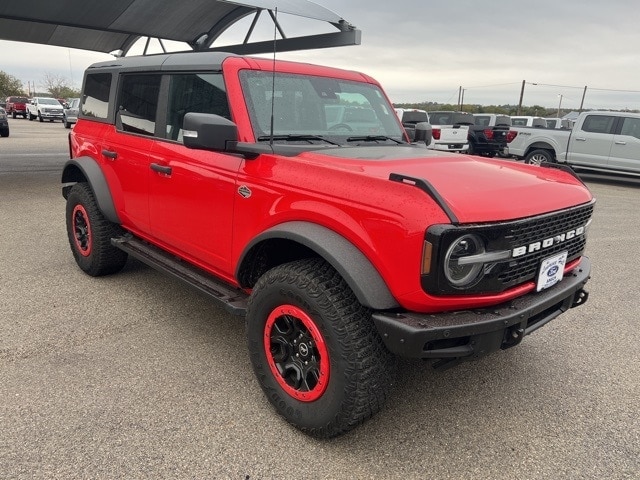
[82,73,111,119]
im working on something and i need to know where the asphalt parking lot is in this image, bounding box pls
[1,118,639,479]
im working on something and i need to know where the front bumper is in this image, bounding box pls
[372,256,590,366]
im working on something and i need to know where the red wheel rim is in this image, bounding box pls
[72,204,92,257]
[264,304,330,402]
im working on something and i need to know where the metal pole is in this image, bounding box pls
[579,86,587,111]
[557,94,563,118]
[517,80,525,115]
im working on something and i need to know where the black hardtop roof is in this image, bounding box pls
[86,51,238,73]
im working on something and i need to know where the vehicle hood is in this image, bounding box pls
[303,145,593,223]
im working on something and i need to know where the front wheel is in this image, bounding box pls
[525,149,555,165]
[65,183,128,276]
[246,258,395,438]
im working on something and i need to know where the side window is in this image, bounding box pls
[581,115,615,134]
[620,117,640,139]
[82,73,112,119]
[117,74,161,136]
[165,73,229,142]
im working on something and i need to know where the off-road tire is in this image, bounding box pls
[65,183,128,276]
[246,258,395,438]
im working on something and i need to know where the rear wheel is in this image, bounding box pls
[525,149,554,165]
[246,258,395,438]
[65,183,128,276]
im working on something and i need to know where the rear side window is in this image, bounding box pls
[117,74,162,136]
[581,115,615,134]
[82,73,112,119]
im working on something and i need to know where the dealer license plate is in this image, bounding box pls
[536,251,568,292]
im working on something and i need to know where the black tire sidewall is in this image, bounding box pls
[65,183,127,276]
[247,278,350,432]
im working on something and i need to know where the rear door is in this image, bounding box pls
[566,114,615,168]
[101,73,162,233]
[608,116,640,174]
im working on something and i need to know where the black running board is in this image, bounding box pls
[111,235,248,316]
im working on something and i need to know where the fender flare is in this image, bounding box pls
[61,156,120,224]
[239,221,399,310]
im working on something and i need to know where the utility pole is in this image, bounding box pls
[517,80,525,115]
[457,86,462,109]
[579,86,587,111]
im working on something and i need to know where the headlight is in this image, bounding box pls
[444,234,485,287]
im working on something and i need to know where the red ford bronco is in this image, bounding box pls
[62,52,593,437]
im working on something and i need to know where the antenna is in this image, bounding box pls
[269,7,277,147]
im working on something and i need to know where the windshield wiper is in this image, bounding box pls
[346,135,404,144]
[257,134,340,146]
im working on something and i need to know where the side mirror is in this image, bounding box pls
[413,122,433,145]
[183,113,238,151]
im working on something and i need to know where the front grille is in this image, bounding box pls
[424,200,594,295]
[497,203,593,285]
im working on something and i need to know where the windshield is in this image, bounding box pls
[38,98,61,105]
[239,71,404,145]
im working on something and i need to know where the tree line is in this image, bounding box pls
[394,101,574,118]
[0,70,80,99]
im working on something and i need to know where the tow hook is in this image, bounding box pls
[571,288,589,308]
[502,326,524,350]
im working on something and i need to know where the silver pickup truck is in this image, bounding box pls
[506,111,640,177]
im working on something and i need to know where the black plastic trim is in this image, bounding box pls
[237,221,399,310]
[61,157,120,224]
[372,256,591,361]
[389,173,459,224]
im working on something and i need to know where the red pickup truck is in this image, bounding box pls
[5,96,29,118]
[62,52,594,438]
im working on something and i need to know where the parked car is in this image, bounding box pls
[63,98,80,128]
[62,51,593,438]
[5,96,29,118]
[510,116,547,128]
[545,117,572,129]
[325,105,384,134]
[426,111,470,152]
[507,110,640,176]
[27,97,65,122]
[468,113,511,157]
[0,107,10,137]
[394,108,430,141]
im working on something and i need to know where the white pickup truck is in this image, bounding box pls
[426,111,470,153]
[507,111,640,176]
[26,97,64,122]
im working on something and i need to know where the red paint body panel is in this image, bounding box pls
[69,54,594,314]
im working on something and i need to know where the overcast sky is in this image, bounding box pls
[2,0,639,111]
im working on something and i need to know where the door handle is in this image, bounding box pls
[102,149,117,159]
[150,163,172,175]
[614,141,627,145]
[575,137,586,142]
